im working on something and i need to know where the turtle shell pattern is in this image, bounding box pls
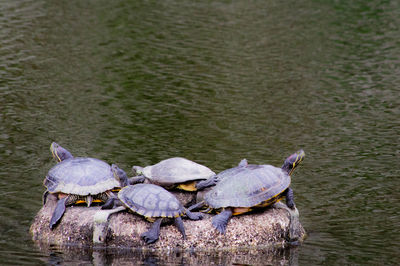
[44,157,119,195]
[213,159,247,183]
[205,164,290,208]
[142,157,215,186]
[118,184,185,218]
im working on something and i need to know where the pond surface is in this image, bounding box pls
[1,0,399,265]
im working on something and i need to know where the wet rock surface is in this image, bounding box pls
[30,193,306,250]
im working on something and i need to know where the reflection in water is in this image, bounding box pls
[35,242,299,266]
[0,0,399,265]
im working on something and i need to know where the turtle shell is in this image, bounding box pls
[118,184,185,218]
[205,164,290,208]
[44,157,119,195]
[213,158,248,182]
[142,157,215,186]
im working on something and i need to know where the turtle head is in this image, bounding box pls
[111,164,129,187]
[281,149,305,176]
[50,142,73,163]
[132,166,144,176]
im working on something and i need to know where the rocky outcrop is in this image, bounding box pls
[30,193,306,250]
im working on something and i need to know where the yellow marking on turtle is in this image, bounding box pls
[50,144,62,163]
[176,181,197,191]
[289,152,305,175]
[57,192,105,205]
[232,190,286,216]
[145,217,156,223]
[75,199,103,204]
[232,207,252,215]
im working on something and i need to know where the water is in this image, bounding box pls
[0,0,399,264]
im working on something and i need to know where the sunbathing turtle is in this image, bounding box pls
[43,142,120,229]
[188,150,305,234]
[102,164,203,244]
[131,157,217,191]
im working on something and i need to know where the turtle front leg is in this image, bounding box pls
[141,218,163,244]
[284,187,295,209]
[185,209,204,220]
[273,201,301,242]
[174,216,186,240]
[187,201,205,212]
[212,208,233,234]
[49,195,76,229]
[101,197,117,209]
[195,175,218,190]
[101,191,122,209]
[128,176,146,185]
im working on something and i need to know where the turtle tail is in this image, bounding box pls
[85,195,93,207]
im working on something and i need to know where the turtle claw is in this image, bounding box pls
[174,216,187,240]
[216,226,226,234]
[141,231,159,244]
[209,177,219,186]
[195,175,218,190]
[141,218,162,244]
[212,219,227,234]
[212,209,232,234]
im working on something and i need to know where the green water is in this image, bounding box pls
[1,0,399,264]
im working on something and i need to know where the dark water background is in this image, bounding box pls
[1,0,399,265]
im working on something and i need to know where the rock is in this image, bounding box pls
[30,194,306,250]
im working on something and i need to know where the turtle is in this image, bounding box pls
[43,142,120,229]
[188,149,305,234]
[131,157,218,191]
[102,164,203,244]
